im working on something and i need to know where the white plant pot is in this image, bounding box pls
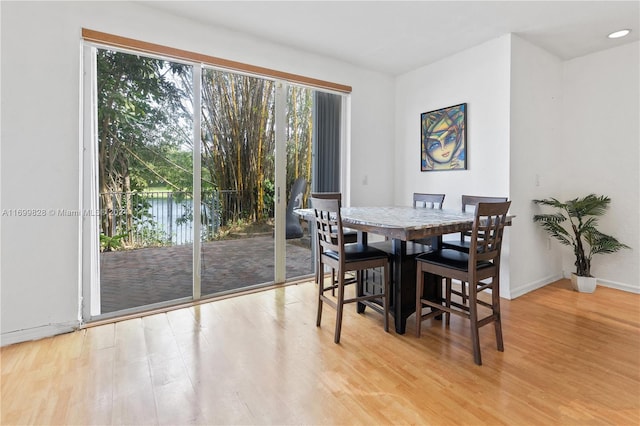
[570,274,597,293]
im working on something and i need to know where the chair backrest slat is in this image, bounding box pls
[413,193,445,209]
[461,195,508,212]
[470,201,511,264]
[458,195,508,241]
[310,193,343,254]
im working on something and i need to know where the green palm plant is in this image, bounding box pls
[533,194,629,277]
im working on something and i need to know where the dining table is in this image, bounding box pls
[297,206,513,334]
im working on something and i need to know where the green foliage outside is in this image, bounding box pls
[99,233,127,252]
[97,49,313,248]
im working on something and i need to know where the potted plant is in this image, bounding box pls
[533,194,630,293]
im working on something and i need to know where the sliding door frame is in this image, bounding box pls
[81,44,100,321]
[192,65,202,299]
[274,82,287,283]
[80,31,351,322]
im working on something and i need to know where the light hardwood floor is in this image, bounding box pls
[2,279,639,425]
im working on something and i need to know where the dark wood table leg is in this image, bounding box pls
[356,231,369,314]
[391,239,412,334]
[355,234,440,333]
[391,236,444,333]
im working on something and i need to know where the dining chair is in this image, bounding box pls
[310,193,390,343]
[415,201,511,365]
[413,193,445,247]
[440,195,507,303]
[310,192,358,295]
[441,195,507,252]
[309,192,358,241]
[413,192,446,209]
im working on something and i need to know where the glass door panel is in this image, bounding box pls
[200,68,276,295]
[285,85,314,280]
[97,48,194,314]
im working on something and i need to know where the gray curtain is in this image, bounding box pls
[312,92,341,192]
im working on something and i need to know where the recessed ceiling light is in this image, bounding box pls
[608,29,631,39]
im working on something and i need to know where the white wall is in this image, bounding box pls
[394,35,513,295]
[395,34,639,298]
[349,75,396,206]
[0,1,395,345]
[560,42,639,291]
[509,35,565,297]
[394,35,512,209]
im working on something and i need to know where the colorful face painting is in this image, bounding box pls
[421,103,467,171]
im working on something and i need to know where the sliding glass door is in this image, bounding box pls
[83,44,344,319]
[199,68,277,295]
[285,86,315,280]
[94,48,194,315]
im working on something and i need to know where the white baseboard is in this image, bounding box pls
[1,321,79,347]
[508,274,638,299]
[595,278,640,294]
[509,274,563,299]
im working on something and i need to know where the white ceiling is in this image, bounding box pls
[142,1,640,75]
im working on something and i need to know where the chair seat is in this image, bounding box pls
[416,249,493,271]
[324,244,389,262]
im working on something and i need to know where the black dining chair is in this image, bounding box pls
[310,193,390,343]
[415,201,511,365]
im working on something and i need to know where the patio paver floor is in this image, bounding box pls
[100,235,313,313]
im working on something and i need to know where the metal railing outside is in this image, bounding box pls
[100,190,250,247]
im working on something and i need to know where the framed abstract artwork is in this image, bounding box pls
[420,103,467,171]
